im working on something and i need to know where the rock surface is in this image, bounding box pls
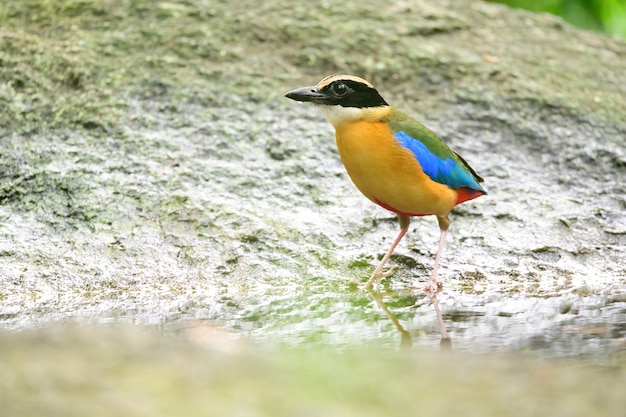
[0,0,625,355]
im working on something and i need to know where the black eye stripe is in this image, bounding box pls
[320,79,388,108]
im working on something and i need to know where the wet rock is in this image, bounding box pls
[0,0,624,356]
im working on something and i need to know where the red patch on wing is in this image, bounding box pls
[455,188,485,206]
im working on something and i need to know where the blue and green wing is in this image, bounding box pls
[388,111,485,193]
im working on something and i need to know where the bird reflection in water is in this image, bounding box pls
[366,286,451,350]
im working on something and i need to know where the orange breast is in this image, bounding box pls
[334,121,458,217]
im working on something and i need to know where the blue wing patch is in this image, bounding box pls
[394,131,482,191]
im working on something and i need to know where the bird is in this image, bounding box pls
[285,75,486,290]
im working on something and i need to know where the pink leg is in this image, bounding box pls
[412,214,450,292]
[423,215,452,342]
[429,227,448,285]
[365,215,410,288]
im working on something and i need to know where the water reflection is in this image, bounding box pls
[427,286,452,350]
[366,286,452,350]
[366,287,412,349]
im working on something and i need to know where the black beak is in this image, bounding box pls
[285,86,328,103]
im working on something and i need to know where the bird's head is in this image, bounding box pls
[285,75,389,127]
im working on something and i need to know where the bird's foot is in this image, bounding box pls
[364,265,398,288]
[409,278,443,295]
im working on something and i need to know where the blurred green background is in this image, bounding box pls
[489,0,626,38]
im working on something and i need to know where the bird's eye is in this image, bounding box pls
[333,82,348,96]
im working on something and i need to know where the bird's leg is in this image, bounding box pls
[365,214,411,288]
[430,215,450,286]
[412,214,449,293]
